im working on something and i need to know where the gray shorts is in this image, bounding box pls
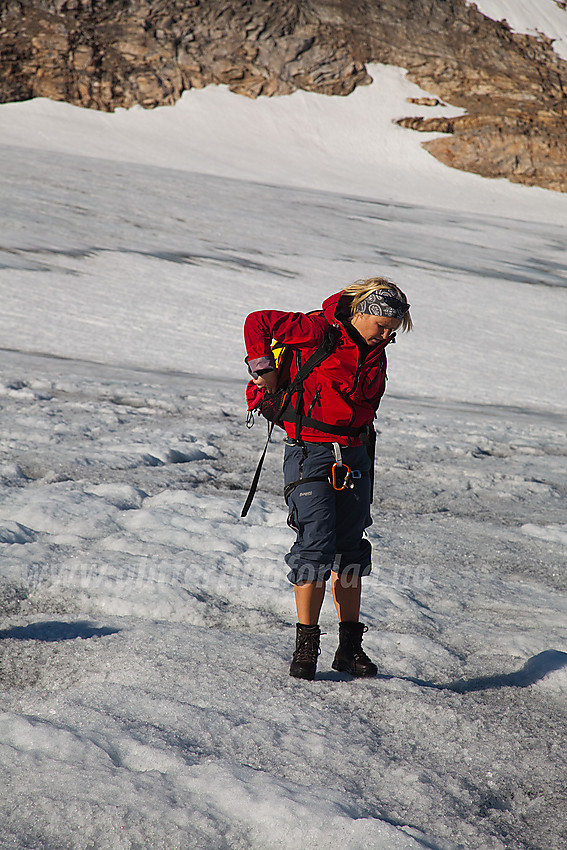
[283,441,373,585]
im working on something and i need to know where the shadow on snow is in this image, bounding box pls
[0,620,121,642]
[319,649,567,691]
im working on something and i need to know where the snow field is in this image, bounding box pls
[0,345,566,849]
[0,148,566,416]
[0,51,566,850]
[2,63,567,223]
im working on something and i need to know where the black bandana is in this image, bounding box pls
[357,288,410,319]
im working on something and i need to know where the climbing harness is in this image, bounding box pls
[281,441,368,505]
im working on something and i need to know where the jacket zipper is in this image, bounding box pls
[307,388,321,417]
[348,349,365,396]
[347,340,389,420]
[349,341,385,395]
[364,352,386,388]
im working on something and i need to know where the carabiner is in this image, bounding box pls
[331,462,352,490]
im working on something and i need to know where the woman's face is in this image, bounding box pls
[351,312,402,346]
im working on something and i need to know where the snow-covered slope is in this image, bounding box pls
[2,64,567,223]
[470,0,567,59]
[0,59,566,850]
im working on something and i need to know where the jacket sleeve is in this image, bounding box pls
[244,310,326,375]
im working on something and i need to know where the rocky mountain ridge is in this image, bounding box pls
[1,0,566,191]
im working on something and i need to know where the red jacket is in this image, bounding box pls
[244,291,393,446]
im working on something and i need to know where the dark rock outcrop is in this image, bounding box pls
[1,0,566,191]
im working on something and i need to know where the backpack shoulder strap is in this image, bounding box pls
[284,322,340,441]
[287,322,340,394]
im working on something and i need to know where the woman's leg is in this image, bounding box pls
[331,572,361,622]
[332,444,372,622]
[282,443,335,679]
[329,447,377,676]
[290,581,326,680]
[283,443,337,590]
[294,580,326,625]
[331,573,377,678]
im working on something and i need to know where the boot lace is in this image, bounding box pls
[294,629,323,662]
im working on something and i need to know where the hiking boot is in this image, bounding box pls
[332,621,377,677]
[289,623,321,680]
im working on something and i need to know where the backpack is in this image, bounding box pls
[242,321,344,517]
[254,323,340,427]
[241,313,382,517]
[252,339,294,425]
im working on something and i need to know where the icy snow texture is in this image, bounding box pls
[0,61,566,850]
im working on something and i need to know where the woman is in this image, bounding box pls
[244,277,412,680]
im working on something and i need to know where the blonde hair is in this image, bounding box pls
[342,277,413,332]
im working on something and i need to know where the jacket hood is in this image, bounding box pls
[321,290,351,324]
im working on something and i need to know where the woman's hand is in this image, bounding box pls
[253,370,278,394]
